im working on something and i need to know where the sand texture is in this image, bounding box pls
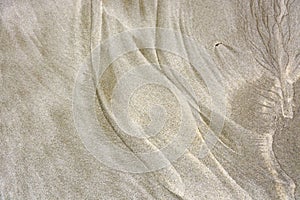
[1,0,300,199]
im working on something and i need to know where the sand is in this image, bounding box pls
[1,0,299,199]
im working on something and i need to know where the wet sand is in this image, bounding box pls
[1,0,299,199]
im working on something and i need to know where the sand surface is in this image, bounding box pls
[1,0,300,199]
